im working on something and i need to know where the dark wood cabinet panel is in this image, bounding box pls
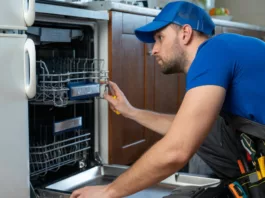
[122,13,146,34]
[221,26,265,40]
[177,73,186,107]
[145,17,183,145]
[145,17,183,114]
[109,13,185,164]
[120,34,145,145]
[222,27,246,35]
[154,71,179,113]
[144,24,158,147]
[109,11,150,165]
[244,30,265,40]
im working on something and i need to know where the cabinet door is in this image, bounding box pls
[244,30,265,41]
[109,12,151,164]
[222,27,246,35]
[222,26,265,40]
[146,17,184,145]
[109,13,186,165]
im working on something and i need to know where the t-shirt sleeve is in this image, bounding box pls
[186,39,234,91]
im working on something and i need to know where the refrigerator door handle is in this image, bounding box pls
[24,38,36,99]
[24,0,35,26]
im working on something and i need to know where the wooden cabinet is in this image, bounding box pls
[222,27,246,35]
[222,26,265,40]
[109,12,184,164]
[109,12,149,164]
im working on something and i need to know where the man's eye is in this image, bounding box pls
[158,36,162,40]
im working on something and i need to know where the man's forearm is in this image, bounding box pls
[106,137,187,198]
[127,108,175,135]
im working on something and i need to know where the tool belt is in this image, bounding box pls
[221,112,265,198]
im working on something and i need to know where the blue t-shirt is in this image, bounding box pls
[186,33,265,124]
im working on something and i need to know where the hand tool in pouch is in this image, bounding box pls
[240,133,256,160]
[237,159,246,174]
[228,181,248,198]
[240,133,262,180]
[257,140,265,178]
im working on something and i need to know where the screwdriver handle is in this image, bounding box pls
[112,96,121,115]
[258,155,265,178]
[228,181,247,198]
[237,159,246,174]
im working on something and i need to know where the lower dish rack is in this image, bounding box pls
[30,130,91,177]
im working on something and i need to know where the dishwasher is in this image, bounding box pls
[27,2,223,198]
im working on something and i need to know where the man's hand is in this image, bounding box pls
[104,81,175,135]
[70,185,114,198]
[104,81,136,118]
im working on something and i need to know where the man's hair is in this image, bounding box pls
[171,24,210,39]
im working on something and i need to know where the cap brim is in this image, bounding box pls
[135,21,170,43]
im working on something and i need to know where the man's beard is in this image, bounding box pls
[160,50,186,74]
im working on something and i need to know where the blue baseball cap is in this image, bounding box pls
[135,1,215,43]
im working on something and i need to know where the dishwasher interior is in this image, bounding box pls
[27,18,223,198]
[27,20,108,196]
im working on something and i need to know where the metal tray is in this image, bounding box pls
[36,165,221,198]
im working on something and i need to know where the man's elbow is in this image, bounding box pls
[166,148,191,168]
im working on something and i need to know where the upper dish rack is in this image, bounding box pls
[30,58,108,107]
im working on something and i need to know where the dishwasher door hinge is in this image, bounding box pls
[94,152,103,166]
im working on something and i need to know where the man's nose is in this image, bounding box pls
[152,44,159,56]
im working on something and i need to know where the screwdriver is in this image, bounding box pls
[257,140,265,178]
[240,133,262,180]
[106,83,120,115]
[258,152,265,178]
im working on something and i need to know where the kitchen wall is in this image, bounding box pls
[215,0,265,27]
[149,0,265,27]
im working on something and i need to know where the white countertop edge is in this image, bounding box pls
[85,1,265,32]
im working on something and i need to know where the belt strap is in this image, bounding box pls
[220,112,265,140]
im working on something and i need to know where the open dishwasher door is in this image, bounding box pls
[36,164,222,198]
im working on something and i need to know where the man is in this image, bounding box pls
[71,1,265,198]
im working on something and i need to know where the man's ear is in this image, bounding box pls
[181,24,193,45]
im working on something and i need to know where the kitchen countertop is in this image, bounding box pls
[85,1,265,32]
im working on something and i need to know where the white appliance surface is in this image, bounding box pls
[0,0,35,30]
[0,34,30,198]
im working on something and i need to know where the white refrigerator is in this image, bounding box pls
[0,0,36,197]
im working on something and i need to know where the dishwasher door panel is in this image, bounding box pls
[37,165,221,198]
